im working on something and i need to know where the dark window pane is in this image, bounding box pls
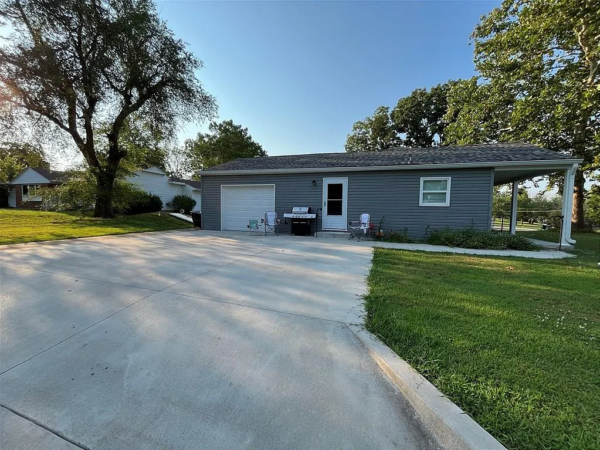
[328,200,342,215]
[22,185,29,195]
[328,183,343,199]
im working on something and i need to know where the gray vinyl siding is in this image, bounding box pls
[201,169,494,238]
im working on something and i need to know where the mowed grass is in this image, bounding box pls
[0,209,192,245]
[492,218,544,230]
[365,231,599,450]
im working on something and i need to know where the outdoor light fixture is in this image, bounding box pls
[311,180,316,186]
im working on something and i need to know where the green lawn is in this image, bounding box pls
[0,209,192,245]
[365,230,599,450]
[492,218,543,230]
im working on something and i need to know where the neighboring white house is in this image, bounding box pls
[4,166,201,211]
[126,166,201,211]
[5,167,67,209]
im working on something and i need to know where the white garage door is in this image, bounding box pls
[221,185,275,231]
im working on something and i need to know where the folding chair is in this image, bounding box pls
[247,219,261,234]
[264,211,280,236]
[348,213,371,241]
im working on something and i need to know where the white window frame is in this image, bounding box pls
[419,177,451,207]
[22,184,42,201]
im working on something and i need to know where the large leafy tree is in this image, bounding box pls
[391,82,456,147]
[115,118,168,172]
[0,142,49,182]
[186,120,266,171]
[345,106,399,153]
[345,82,456,152]
[0,0,215,217]
[164,144,192,179]
[446,0,600,229]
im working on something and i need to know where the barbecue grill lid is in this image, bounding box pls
[291,206,310,214]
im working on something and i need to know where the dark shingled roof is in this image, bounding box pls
[170,177,202,189]
[31,167,68,182]
[204,142,573,172]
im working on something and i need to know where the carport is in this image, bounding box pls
[493,159,581,246]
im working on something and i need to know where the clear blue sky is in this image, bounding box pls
[156,0,501,156]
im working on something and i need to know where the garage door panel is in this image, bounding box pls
[222,185,275,231]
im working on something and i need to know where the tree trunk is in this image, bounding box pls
[93,171,116,218]
[572,169,586,230]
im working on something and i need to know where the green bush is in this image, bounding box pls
[383,229,412,243]
[123,191,163,215]
[168,195,196,214]
[425,227,538,250]
[35,173,142,213]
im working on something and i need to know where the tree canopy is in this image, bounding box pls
[0,0,216,216]
[585,184,600,225]
[0,142,49,182]
[391,82,456,147]
[345,82,456,152]
[445,0,600,228]
[186,120,267,171]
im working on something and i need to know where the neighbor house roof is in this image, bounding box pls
[7,167,68,184]
[31,167,68,183]
[170,177,201,189]
[202,142,580,175]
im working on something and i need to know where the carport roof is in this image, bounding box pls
[202,142,581,177]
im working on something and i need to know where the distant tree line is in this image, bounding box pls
[492,187,563,224]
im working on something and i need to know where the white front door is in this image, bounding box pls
[322,177,348,230]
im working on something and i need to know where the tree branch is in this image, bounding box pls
[577,17,600,86]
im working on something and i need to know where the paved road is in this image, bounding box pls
[0,230,434,449]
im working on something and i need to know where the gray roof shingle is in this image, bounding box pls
[204,142,574,172]
[170,177,202,189]
[31,167,68,182]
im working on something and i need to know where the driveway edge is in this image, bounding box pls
[349,325,506,450]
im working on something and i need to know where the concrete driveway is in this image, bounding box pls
[0,230,433,449]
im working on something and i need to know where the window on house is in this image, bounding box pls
[22,185,41,197]
[420,177,451,207]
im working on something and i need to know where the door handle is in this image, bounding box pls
[324,201,327,206]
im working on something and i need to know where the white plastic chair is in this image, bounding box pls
[263,211,280,236]
[349,213,371,241]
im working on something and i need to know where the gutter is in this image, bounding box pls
[200,159,583,176]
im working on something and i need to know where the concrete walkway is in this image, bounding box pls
[371,241,575,259]
[316,231,573,259]
[168,212,193,223]
[0,230,436,450]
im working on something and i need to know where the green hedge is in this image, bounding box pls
[425,227,538,251]
[122,191,163,215]
[168,195,196,214]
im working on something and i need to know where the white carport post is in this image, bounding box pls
[509,181,519,235]
[561,164,578,246]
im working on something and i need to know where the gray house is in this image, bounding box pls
[200,142,581,246]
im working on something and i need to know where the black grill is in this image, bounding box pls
[283,207,317,237]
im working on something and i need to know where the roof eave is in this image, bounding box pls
[201,159,583,176]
